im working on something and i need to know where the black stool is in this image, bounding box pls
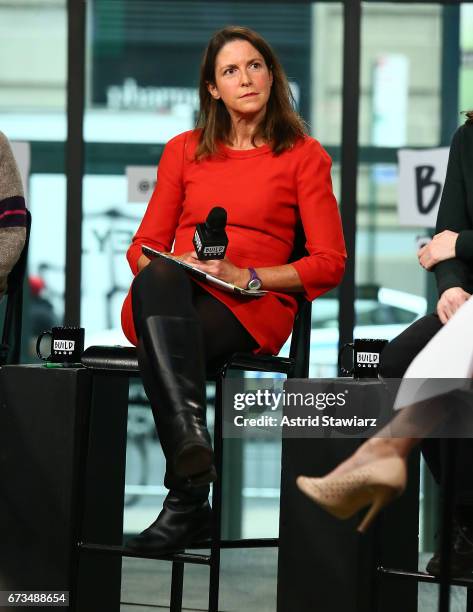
[76,300,311,611]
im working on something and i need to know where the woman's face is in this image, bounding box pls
[208,39,273,120]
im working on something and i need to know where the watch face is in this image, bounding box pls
[248,277,262,290]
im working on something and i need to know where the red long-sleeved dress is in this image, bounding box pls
[121,129,346,354]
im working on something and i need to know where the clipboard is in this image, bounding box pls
[142,245,267,297]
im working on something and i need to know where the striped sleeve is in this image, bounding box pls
[0,195,27,228]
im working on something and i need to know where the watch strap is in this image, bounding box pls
[247,267,262,290]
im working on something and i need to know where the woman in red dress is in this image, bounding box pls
[122,25,346,553]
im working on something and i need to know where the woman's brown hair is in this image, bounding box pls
[195,26,307,159]
[464,110,473,124]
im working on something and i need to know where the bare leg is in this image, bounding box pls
[326,392,457,479]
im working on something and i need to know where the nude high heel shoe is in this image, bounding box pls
[296,456,407,533]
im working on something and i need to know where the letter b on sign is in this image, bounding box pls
[415,166,441,215]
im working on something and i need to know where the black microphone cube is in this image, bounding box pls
[193,224,228,260]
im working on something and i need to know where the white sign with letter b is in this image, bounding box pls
[397,148,449,228]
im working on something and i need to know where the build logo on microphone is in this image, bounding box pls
[203,245,225,255]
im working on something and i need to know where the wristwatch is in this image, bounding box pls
[247,267,262,291]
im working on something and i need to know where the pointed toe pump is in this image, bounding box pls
[297,455,407,533]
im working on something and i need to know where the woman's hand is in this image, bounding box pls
[172,252,304,292]
[175,251,248,287]
[436,287,471,324]
[418,230,458,270]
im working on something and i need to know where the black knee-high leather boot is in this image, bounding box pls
[140,314,216,486]
[126,468,212,553]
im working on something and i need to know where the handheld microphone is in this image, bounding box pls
[193,206,229,260]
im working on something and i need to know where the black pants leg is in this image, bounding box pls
[380,312,473,507]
